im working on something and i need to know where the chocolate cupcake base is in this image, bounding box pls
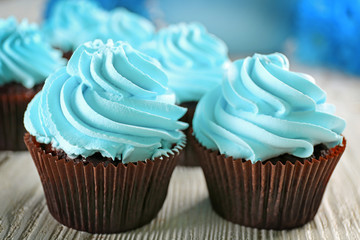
[62,50,73,60]
[0,83,42,150]
[194,134,346,230]
[25,133,184,233]
[177,101,199,166]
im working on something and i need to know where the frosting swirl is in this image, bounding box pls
[0,17,65,88]
[43,1,108,52]
[145,23,229,103]
[43,1,155,52]
[24,40,188,163]
[102,8,155,49]
[193,53,345,163]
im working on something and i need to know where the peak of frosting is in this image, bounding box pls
[193,53,345,163]
[0,17,65,88]
[43,1,155,52]
[67,40,168,98]
[157,23,228,68]
[24,40,188,163]
[144,22,229,103]
[225,53,327,116]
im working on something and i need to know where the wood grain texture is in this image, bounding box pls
[1,66,360,239]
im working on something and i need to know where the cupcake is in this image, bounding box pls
[42,0,107,59]
[192,53,346,229]
[102,8,155,50]
[24,40,188,233]
[0,17,65,150]
[43,0,155,59]
[144,22,229,166]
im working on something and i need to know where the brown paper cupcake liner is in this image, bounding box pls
[177,101,199,166]
[24,133,184,233]
[194,134,346,230]
[0,84,42,150]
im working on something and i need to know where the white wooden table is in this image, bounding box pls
[1,1,360,238]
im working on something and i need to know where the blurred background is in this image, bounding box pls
[0,0,360,76]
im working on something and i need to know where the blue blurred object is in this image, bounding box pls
[155,0,297,55]
[296,0,360,75]
[44,0,149,19]
[43,1,155,52]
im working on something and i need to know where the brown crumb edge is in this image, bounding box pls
[0,82,43,94]
[262,143,330,165]
[38,139,178,167]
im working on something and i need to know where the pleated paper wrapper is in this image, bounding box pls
[194,135,346,230]
[0,85,41,150]
[25,133,184,233]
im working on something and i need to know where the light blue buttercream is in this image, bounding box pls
[142,23,229,104]
[102,8,155,49]
[43,1,108,52]
[43,1,155,52]
[193,53,346,163]
[24,40,188,163]
[0,17,65,88]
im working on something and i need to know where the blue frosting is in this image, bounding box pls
[43,1,155,52]
[102,8,155,49]
[0,17,65,88]
[142,23,229,104]
[42,1,108,52]
[24,40,188,163]
[193,53,346,163]
[44,0,150,19]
